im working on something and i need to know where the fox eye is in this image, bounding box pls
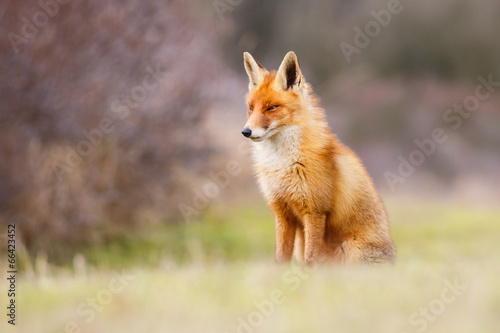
[249,105,253,111]
[265,105,279,112]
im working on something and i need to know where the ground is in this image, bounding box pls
[2,199,500,333]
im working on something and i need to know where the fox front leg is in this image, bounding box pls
[273,211,296,263]
[303,213,327,264]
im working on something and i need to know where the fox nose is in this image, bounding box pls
[241,128,252,138]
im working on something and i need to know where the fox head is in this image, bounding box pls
[242,51,307,142]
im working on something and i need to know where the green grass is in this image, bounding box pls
[78,205,276,268]
[2,200,500,333]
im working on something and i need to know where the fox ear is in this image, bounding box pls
[244,52,268,90]
[276,51,303,92]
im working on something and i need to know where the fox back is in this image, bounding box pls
[242,51,395,264]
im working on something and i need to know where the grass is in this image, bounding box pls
[78,205,276,268]
[2,199,500,333]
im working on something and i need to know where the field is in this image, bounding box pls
[3,1,500,333]
[2,199,500,333]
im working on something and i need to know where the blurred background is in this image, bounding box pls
[1,1,499,332]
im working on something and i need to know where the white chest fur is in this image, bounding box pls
[252,126,304,199]
[253,125,302,171]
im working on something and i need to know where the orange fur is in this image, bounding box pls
[242,51,395,264]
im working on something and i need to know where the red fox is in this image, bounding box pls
[242,51,395,264]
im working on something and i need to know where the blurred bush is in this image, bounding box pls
[0,0,223,259]
[227,0,500,86]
